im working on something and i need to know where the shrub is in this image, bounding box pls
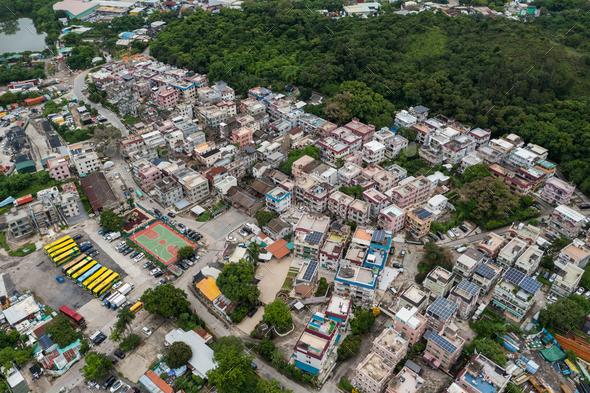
[119,334,140,351]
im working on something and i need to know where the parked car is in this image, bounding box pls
[56,276,65,283]
[167,212,175,218]
[580,204,590,210]
[227,236,236,242]
[154,271,165,278]
[142,327,152,335]
[156,279,166,286]
[178,223,186,229]
[400,250,406,258]
[113,349,126,359]
[72,234,83,240]
[143,262,151,269]
[436,231,445,240]
[114,172,120,179]
[549,273,557,283]
[239,229,248,237]
[575,287,585,296]
[98,229,106,235]
[247,307,258,318]
[122,248,132,256]
[135,254,145,262]
[98,291,111,301]
[451,228,460,237]
[150,268,161,275]
[446,230,456,239]
[120,386,131,393]
[112,281,123,290]
[392,263,402,268]
[154,209,162,216]
[130,252,139,259]
[584,291,590,299]
[110,380,123,392]
[250,361,258,370]
[102,376,116,390]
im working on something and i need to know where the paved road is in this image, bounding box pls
[73,70,128,135]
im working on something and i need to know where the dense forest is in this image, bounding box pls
[150,2,590,192]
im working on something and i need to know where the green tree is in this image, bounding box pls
[127,197,135,208]
[216,261,260,304]
[469,338,507,367]
[207,336,257,393]
[337,334,361,361]
[339,185,364,200]
[140,285,191,318]
[350,308,376,336]
[246,242,263,268]
[167,341,193,369]
[99,210,124,233]
[214,336,244,354]
[256,378,293,393]
[264,300,293,329]
[463,163,491,183]
[552,236,572,250]
[119,334,141,351]
[44,315,83,348]
[539,296,589,330]
[254,210,278,227]
[0,347,33,369]
[257,339,276,361]
[83,352,114,381]
[114,306,136,336]
[177,245,195,260]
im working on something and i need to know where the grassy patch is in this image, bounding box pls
[404,27,447,59]
[281,276,294,292]
[0,232,9,252]
[9,243,36,257]
[196,211,212,222]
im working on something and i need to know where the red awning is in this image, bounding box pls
[424,353,441,368]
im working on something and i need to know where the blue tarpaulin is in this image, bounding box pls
[0,197,15,207]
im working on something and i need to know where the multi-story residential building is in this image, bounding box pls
[293,312,340,375]
[347,199,371,227]
[460,152,483,174]
[424,328,465,372]
[408,105,429,122]
[385,364,425,393]
[372,327,409,364]
[448,280,481,319]
[471,262,503,294]
[293,176,333,213]
[506,222,541,245]
[362,141,386,164]
[292,155,315,178]
[319,239,346,270]
[142,130,166,149]
[265,187,291,214]
[452,354,510,393]
[384,135,409,159]
[362,189,389,218]
[173,167,210,203]
[425,296,459,333]
[489,138,516,154]
[153,86,179,109]
[46,156,71,181]
[377,204,405,233]
[340,132,363,153]
[136,163,162,190]
[195,148,223,167]
[477,233,506,259]
[423,266,456,298]
[398,284,428,312]
[394,110,418,128]
[514,245,543,275]
[541,177,576,205]
[551,263,584,298]
[534,158,557,178]
[353,336,406,393]
[466,128,492,147]
[548,204,585,239]
[6,207,34,239]
[373,171,398,194]
[453,248,485,279]
[335,262,379,303]
[293,260,319,298]
[476,145,506,165]
[184,132,207,154]
[338,163,363,186]
[214,176,237,196]
[328,191,354,221]
[69,143,101,176]
[496,238,528,269]
[389,176,431,209]
[404,207,434,239]
[344,151,363,166]
[154,177,183,207]
[230,126,253,147]
[556,239,590,270]
[119,135,146,157]
[488,164,533,196]
[344,118,375,144]
[392,306,428,346]
[293,214,330,260]
[170,80,197,101]
[441,135,477,165]
[506,147,539,168]
[57,191,80,220]
[317,137,349,166]
[324,293,353,328]
[491,267,542,321]
[524,143,548,159]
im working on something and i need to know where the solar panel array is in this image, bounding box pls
[305,231,323,244]
[475,264,497,279]
[457,280,481,297]
[371,230,386,243]
[503,267,542,294]
[429,331,457,354]
[428,296,458,320]
[302,260,318,281]
[414,208,433,220]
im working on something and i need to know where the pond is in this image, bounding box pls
[0,18,48,55]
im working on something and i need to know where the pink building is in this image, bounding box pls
[362,165,385,180]
[363,188,390,217]
[453,354,510,393]
[374,171,398,194]
[317,121,337,137]
[372,327,409,363]
[46,156,71,181]
[378,204,406,233]
[391,306,428,346]
[153,87,179,109]
[137,164,162,190]
[328,191,354,220]
[292,155,315,178]
[344,151,363,166]
[231,126,253,147]
[425,296,458,333]
[388,177,431,209]
[541,177,576,205]
[344,118,375,144]
[424,328,465,371]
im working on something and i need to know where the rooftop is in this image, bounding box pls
[401,285,426,304]
[388,366,424,393]
[554,204,585,223]
[427,296,458,320]
[360,352,394,382]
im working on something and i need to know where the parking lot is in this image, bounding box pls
[196,208,252,241]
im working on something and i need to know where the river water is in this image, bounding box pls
[0,18,48,55]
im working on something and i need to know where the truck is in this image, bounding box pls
[80,244,93,252]
[13,194,33,206]
[111,295,126,310]
[117,283,134,296]
[104,292,120,308]
[106,232,121,242]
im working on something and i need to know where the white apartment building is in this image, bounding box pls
[265,187,292,214]
[142,130,166,148]
[362,141,386,164]
[385,135,409,158]
[173,167,210,203]
[513,245,543,276]
[154,177,184,207]
[58,192,80,219]
[69,144,101,176]
[506,147,539,168]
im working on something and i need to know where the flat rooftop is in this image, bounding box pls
[361,353,394,382]
[326,294,351,316]
[337,264,376,285]
[402,285,426,303]
[378,330,407,354]
[388,367,424,393]
[298,331,328,355]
